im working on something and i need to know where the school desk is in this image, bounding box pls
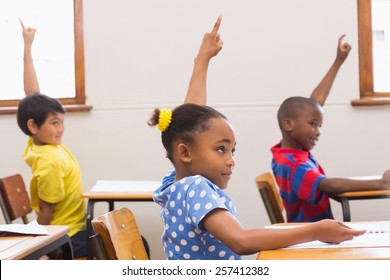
[257,221,390,260]
[0,225,73,260]
[330,176,390,222]
[81,180,159,259]
[333,189,390,222]
[258,246,390,260]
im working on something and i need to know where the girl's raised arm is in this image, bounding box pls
[184,16,223,105]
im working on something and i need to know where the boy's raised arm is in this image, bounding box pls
[310,34,351,106]
[184,16,223,105]
[19,19,40,95]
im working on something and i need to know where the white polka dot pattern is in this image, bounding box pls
[153,169,242,260]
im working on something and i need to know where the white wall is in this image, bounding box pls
[1,0,390,260]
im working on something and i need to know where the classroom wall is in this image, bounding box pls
[1,0,390,260]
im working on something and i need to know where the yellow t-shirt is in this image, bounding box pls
[23,138,86,237]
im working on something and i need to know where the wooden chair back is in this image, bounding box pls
[255,172,285,224]
[91,207,149,260]
[0,174,32,224]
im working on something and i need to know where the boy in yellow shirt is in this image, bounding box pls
[16,20,87,258]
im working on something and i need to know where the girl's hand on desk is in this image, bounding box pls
[313,219,366,244]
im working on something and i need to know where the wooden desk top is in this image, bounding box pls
[81,180,160,200]
[0,225,69,260]
[257,221,390,260]
[257,247,390,260]
[336,189,390,198]
[81,192,154,200]
[335,176,390,198]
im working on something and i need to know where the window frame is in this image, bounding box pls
[352,0,390,106]
[0,0,91,114]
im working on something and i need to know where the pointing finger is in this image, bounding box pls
[18,17,25,30]
[338,34,346,45]
[211,15,222,36]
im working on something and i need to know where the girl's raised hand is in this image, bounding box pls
[197,16,223,60]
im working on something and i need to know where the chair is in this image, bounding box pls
[255,172,285,224]
[0,174,87,260]
[91,207,149,260]
[0,174,33,224]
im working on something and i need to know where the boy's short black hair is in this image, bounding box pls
[17,94,65,136]
[277,96,320,129]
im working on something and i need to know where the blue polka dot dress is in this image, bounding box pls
[153,169,242,260]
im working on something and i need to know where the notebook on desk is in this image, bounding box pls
[265,221,390,250]
[0,220,49,236]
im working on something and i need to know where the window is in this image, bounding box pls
[353,0,390,105]
[0,0,90,114]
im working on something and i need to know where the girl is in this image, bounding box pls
[148,16,365,260]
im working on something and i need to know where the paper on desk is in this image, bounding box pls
[265,221,390,249]
[0,220,49,236]
[91,180,160,193]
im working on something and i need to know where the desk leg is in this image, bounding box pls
[86,199,95,260]
[61,236,74,260]
[340,197,351,222]
[109,200,114,211]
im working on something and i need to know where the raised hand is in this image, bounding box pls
[19,18,37,48]
[310,34,351,106]
[185,16,224,105]
[336,34,351,64]
[196,16,223,61]
[19,18,40,94]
